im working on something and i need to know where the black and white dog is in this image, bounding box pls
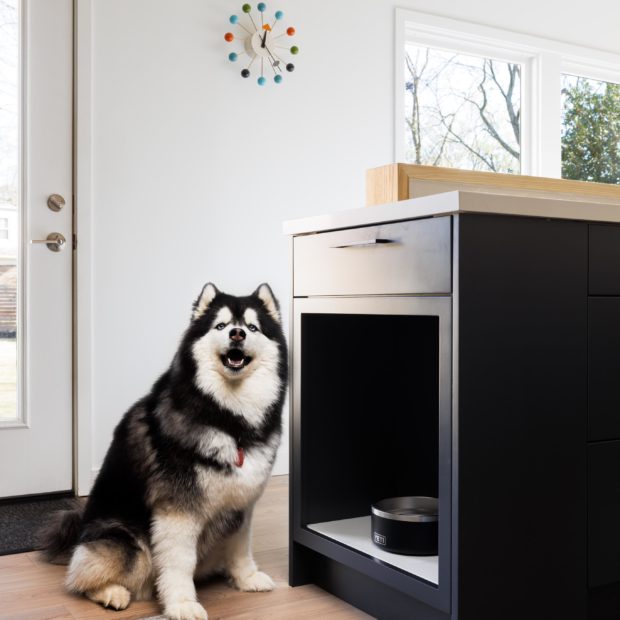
[40,283,288,620]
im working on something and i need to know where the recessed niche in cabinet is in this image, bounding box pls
[299,312,440,583]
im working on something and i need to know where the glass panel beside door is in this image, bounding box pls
[0,0,20,424]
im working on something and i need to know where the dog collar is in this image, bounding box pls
[235,447,245,468]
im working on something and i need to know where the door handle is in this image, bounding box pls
[330,238,396,249]
[30,232,67,252]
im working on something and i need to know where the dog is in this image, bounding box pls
[39,283,288,620]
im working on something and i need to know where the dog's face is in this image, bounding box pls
[189,283,284,387]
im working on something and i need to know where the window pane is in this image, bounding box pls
[561,74,620,184]
[404,44,521,173]
[0,0,18,421]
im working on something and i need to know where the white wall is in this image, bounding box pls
[85,0,620,486]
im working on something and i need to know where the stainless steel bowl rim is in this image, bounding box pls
[371,496,438,523]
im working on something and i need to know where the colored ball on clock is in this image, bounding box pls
[242,4,252,13]
[257,76,266,86]
[224,32,234,42]
[286,62,295,72]
[274,74,283,84]
[275,10,283,19]
[257,2,266,11]
[228,52,238,62]
[286,27,295,36]
[229,15,238,24]
[241,69,250,78]
[290,45,299,54]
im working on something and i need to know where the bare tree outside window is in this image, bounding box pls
[404,44,521,174]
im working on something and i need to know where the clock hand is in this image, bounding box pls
[264,44,281,70]
[261,30,268,48]
[266,55,279,74]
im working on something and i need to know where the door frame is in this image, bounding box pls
[74,0,95,496]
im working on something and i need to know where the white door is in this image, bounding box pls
[0,0,73,497]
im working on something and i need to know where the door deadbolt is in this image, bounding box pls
[47,194,65,212]
[30,232,67,252]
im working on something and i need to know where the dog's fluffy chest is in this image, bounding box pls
[195,434,279,515]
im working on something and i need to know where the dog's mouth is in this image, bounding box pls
[221,348,252,371]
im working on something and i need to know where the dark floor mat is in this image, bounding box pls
[0,495,76,556]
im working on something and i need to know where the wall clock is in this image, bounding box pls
[225,3,299,86]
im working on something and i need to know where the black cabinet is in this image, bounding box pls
[589,225,620,295]
[587,229,620,618]
[457,215,587,620]
[589,298,620,441]
[289,212,620,619]
[589,441,620,588]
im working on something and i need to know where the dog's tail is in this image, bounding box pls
[37,502,84,564]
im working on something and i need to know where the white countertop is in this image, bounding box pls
[283,190,620,236]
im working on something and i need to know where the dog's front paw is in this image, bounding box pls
[235,570,275,592]
[87,584,131,610]
[165,600,208,620]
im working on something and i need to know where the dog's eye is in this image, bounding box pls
[247,324,259,332]
[215,323,227,330]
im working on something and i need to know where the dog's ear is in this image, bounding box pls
[253,283,281,323]
[192,283,219,320]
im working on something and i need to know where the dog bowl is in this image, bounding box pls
[371,496,438,555]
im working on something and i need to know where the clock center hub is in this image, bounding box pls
[247,30,273,58]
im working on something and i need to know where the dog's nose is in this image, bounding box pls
[229,328,246,342]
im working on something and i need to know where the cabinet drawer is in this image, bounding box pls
[589,298,620,441]
[293,217,451,297]
[589,224,620,295]
[589,441,620,587]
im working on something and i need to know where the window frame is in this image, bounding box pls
[0,217,9,241]
[395,9,620,179]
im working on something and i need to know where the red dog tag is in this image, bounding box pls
[235,447,245,468]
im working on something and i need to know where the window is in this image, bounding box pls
[0,218,9,240]
[397,10,620,182]
[562,75,620,184]
[404,45,521,173]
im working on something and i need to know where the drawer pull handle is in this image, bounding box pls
[331,238,395,249]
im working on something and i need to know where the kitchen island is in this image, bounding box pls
[285,189,620,620]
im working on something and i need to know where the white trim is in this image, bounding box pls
[561,59,620,89]
[394,9,405,168]
[0,420,28,429]
[90,467,99,489]
[519,57,534,176]
[17,0,28,429]
[74,0,94,497]
[398,9,620,65]
[395,8,620,179]
[533,53,562,178]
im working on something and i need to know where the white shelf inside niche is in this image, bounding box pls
[307,516,439,585]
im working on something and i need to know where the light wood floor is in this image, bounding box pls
[0,475,373,620]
